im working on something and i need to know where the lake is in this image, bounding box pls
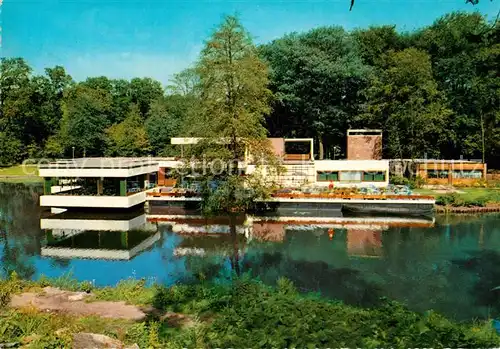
[2,182,500,321]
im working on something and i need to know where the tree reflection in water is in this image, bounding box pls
[178,215,500,321]
[0,183,42,279]
[452,249,500,317]
[242,252,384,307]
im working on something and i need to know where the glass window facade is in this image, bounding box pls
[317,171,339,181]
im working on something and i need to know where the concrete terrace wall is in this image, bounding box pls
[39,164,159,178]
[39,192,146,208]
[40,214,147,231]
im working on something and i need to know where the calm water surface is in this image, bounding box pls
[2,183,500,321]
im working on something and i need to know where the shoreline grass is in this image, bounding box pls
[1,273,499,348]
[414,187,500,209]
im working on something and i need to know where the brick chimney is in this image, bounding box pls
[347,129,382,160]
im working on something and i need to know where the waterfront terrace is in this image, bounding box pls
[39,158,159,209]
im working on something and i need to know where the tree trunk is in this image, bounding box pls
[229,214,240,276]
[318,136,324,160]
[480,112,485,164]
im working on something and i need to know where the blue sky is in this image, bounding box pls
[2,0,498,85]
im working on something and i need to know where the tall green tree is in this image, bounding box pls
[0,58,36,163]
[106,104,150,156]
[184,15,278,217]
[145,96,185,156]
[361,48,453,159]
[261,27,371,158]
[110,79,133,124]
[416,12,499,164]
[352,25,409,67]
[31,66,73,156]
[167,67,201,97]
[129,77,164,118]
[60,84,112,157]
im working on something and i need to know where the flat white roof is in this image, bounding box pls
[172,137,316,145]
[38,158,159,178]
[39,157,157,169]
[171,138,203,145]
[347,129,383,135]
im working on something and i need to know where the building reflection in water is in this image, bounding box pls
[40,210,160,261]
[39,211,434,263]
[152,219,247,258]
[346,228,383,258]
[251,222,286,242]
[247,217,434,259]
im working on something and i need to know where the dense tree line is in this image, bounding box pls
[0,12,498,167]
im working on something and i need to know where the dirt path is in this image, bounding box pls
[10,287,147,321]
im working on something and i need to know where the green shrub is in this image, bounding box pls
[0,308,75,346]
[0,272,24,308]
[93,278,154,305]
[436,193,491,207]
[390,175,410,186]
[412,175,426,189]
[152,279,500,348]
[153,282,230,314]
[38,272,94,292]
[390,175,425,189]
[436,193,459,206]
[125,322,150,348]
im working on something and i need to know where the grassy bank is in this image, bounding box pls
[414,187,500,209]
[1,274,499,348]
[0,165,42,184]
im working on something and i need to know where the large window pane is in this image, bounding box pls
[453,170,482,179]
[317,171,339,181]
[340,171,362,182]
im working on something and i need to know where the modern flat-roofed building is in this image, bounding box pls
[168,135,389,188]
[415,159,487,186]
[39,158,159,209]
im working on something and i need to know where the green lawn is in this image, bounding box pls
[0,165,38,176]
[0,165,42,183]
[414,187,500,204]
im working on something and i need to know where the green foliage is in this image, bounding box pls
[145,96,185,156]
[435,192,494,207]
[390,175,425,189]
[0,272,22,308]
[42,135,64,159]
[183,15,278,215]
[390,175,411,186]
[0,132,23,166]
[0,308,74,346]
[1,274,499,348]
[92,278,155,305]
[123,321,164,348]
[105,104,150,156]
[37,272,94,292]
[129,77,164,118]
[1,11,498,167]
[261,26,371,158]
[361,48,453,159]
[152,279,500,348]
[414,12,500,163]
[60,84,112,156]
